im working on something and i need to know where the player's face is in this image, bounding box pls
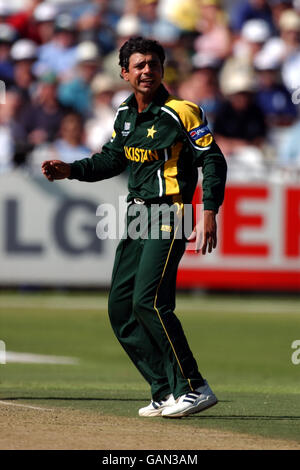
[121,52,163,97]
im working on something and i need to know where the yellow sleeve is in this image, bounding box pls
[164,96,213,149]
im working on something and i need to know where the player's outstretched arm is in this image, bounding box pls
[42,160,71,182]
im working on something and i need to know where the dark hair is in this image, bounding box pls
[119,36,165,72]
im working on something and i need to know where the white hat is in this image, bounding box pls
[116,14,141,37]
[241,19,271,43]
[10,39,38,61]
[192,52,220,69]
[76,41,100,62]
[254,51,281,70]
[0,24,17,43]
[279,9,300,31]
[91,74,115,94]
[221,71,256,95]
[0,3,11,16]
[34,3,57,23]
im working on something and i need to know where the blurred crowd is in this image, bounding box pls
[1,0,300,182]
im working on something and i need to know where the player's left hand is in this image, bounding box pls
[188,210,217,255]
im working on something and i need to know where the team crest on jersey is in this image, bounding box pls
[122,122,131,136]
[189,124,213,147]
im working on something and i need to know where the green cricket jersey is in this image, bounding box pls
[69,84,227,212]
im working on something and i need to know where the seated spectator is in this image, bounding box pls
[29,112,91,172]
[230,0,275,33]
[103,14,141,84]
[49,112,91,163]
[32,2,57,45]
[7,0,42,43]
[193,0,232,61]
[269,0,294,33]
[0,89,25,172]
[259,9,300,90]
[233,18,271,64]
[136,0,181,46]
[58,41,101,117]
[10,38,38,104]
[254,51,298,126]
[277,119,300,167]
[85,73,117,152]
[165,0,201,33]
[18,72,67,149]
[214,71,267,157]
[220,19,271,89]
[0,24,17,86]
[71,0,121,54]
[33,13,78,79]
[177,53,222,127]
[277,117,300,176]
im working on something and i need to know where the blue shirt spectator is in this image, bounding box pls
[230,0,274,33]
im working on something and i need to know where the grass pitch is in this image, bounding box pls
[0,291,300,444]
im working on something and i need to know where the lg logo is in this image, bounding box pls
[291,340,300,365]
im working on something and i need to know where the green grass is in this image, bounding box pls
[1,292,300,443]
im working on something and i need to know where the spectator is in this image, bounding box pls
[0,89,25,172]
[233,19,271,63]
[33,13,78,79]
[32,2,57,45]
[48,112,91,163]
[72,0,121,54]
[220,19,271,88]
[8,0,43,44]
[163,0,201,33]
[10,38,38,104]
[29,112,91,172]
[194,0,232,61]
[214,71,267,157]
[102,14,141,83]
[269,0,293,33]
[277,118,300,168]
[230,0,275,33]
[254,51,298,126]
[58,41,101,117]
[177,53,222,126]
[136,0,181,45]
[85,73,117,152]
[0,24,17,86]
[18,72,67,149]
[0,3,11,25]
[259,9,300,90]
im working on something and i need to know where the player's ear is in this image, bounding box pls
[121,67,129,81]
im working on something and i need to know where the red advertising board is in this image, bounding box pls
[178,183,300,291]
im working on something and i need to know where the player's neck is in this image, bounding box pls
[134,91,155,113]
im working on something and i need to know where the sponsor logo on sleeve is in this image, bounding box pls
[189,125,213,147]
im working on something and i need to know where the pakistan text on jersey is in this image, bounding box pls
[124,146,159,163]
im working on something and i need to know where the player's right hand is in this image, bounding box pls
[41,160,71,182]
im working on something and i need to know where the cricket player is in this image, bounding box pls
[42,37,227,418]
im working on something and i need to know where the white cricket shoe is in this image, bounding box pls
[138,394,175,417]
[161,380,218,418]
